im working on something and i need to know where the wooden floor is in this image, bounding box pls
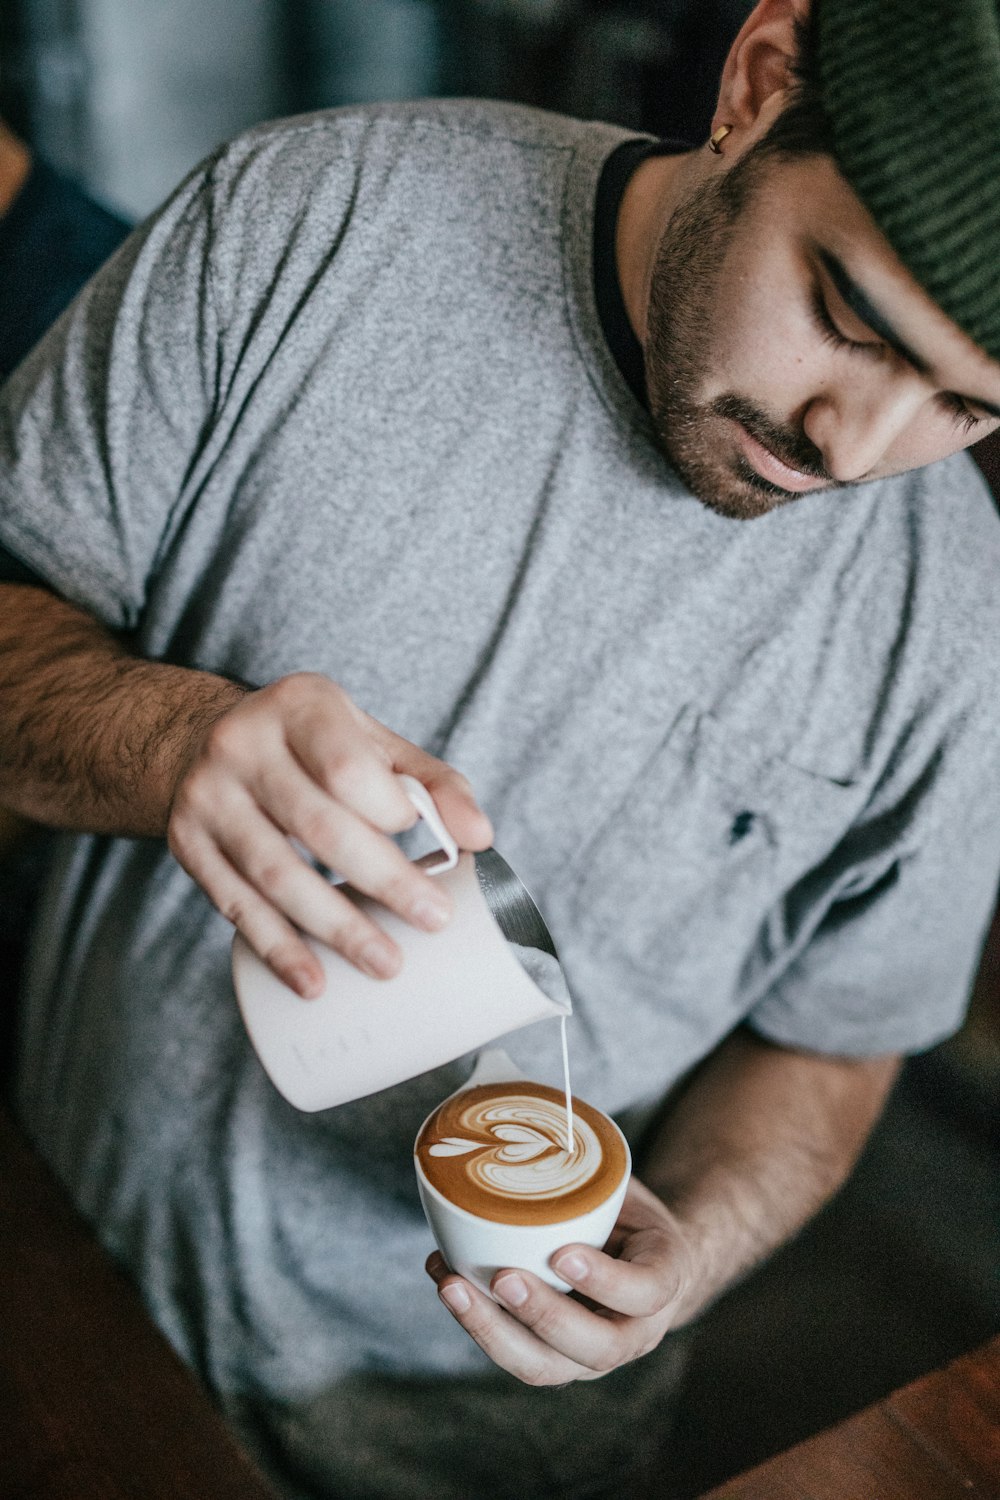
[700,1336,1000,1500]
[0,1104,280,1500]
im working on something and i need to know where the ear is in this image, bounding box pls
[712,0,810,143]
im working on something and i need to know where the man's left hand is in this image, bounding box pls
[425,1178,692,1386]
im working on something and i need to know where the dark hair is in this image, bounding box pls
[756,6,835,160]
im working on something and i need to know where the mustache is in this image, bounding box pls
[711,395,832,482]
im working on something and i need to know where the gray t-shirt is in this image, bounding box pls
[3,101,1000,1499]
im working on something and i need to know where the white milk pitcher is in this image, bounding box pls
[232,776,571,1112]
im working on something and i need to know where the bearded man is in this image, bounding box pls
[1,2,999,1497]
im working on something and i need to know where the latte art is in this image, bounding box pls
[431,1095,600,1199]
[416,1082,628,1225]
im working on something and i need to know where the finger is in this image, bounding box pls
[195,779,402,966]
[281,705,420,835]
[171,824,327,997]
[416,763,494,850]
[251,762,453,928]
[488,1268,640,1375]
[373,725,494,850]
[548,1236,681,1321]
[287,702,493,852]
[212,800,432,973]
[272,677,491,849]
[549,1177,692,1320]
[427,1265,598,1388]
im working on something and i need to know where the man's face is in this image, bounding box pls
[645,147,1000,519]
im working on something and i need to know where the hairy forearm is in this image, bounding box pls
[0,585,247,835]
[641,1027,900,1326]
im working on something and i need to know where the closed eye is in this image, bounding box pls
[937,392,990,434]
[811,280,994,434]
[809,281,882,360]
[812,245,1000,429]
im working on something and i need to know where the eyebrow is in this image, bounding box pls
[817,247,1000,420]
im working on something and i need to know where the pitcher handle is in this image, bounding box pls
[398,774,459,875]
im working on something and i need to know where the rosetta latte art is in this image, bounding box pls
[416,1082,628,1225]
[430,1095,601,1201]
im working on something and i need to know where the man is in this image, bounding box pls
[1,1,999,1496]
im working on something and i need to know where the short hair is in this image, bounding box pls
[756,6,836,160]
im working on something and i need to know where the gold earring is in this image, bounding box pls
[709,124,733,155]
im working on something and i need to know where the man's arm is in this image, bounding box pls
[636,1027,899,1322]
[0,584,492,994]
[0,586,248,834]
[427,1028,899,1385]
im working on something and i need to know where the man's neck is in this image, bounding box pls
[615,149,695,347]
[0,124,32,218]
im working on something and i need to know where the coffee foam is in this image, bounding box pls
[415,1081,628,1225]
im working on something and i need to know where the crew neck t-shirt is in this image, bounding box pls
[0,129,664,585]
[2,101,1000,1499]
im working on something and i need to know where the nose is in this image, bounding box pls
[803,369,927,483]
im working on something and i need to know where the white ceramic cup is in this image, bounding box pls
[414,1048,631,1296]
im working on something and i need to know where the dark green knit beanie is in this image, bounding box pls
[818,0,1000,362]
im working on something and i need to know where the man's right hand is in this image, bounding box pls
[0,590,489,996]
[166,673,493,996]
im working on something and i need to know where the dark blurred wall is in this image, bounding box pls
[1,0,753,216]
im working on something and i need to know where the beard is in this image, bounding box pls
[644,149,832,519]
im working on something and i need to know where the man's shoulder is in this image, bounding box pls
[225,99,636,178]
[763,452,1000,723]
[811,449,1000,593]
[893,449,1000,593]
[181,100,639,273]
[179,100,642,330]
[870,451,1000,691]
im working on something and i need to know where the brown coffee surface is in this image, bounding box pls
[415,1081,628,1225]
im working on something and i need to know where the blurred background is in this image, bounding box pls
[0,0,753,216]
[0,3,997,1495]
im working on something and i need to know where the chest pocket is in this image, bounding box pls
[566,704,862,993]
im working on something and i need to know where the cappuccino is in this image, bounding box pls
[415,1081,628,1225]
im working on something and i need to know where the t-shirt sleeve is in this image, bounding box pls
[746,693,1000,1057]
[0,162,221,630]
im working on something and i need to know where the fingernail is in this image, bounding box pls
[553,1253,588,1282]
[440,1284,471,1314]
[493,1274,528,1308]
[359,941,397,979]
[411,896,449,932]
[293,968,323,999]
